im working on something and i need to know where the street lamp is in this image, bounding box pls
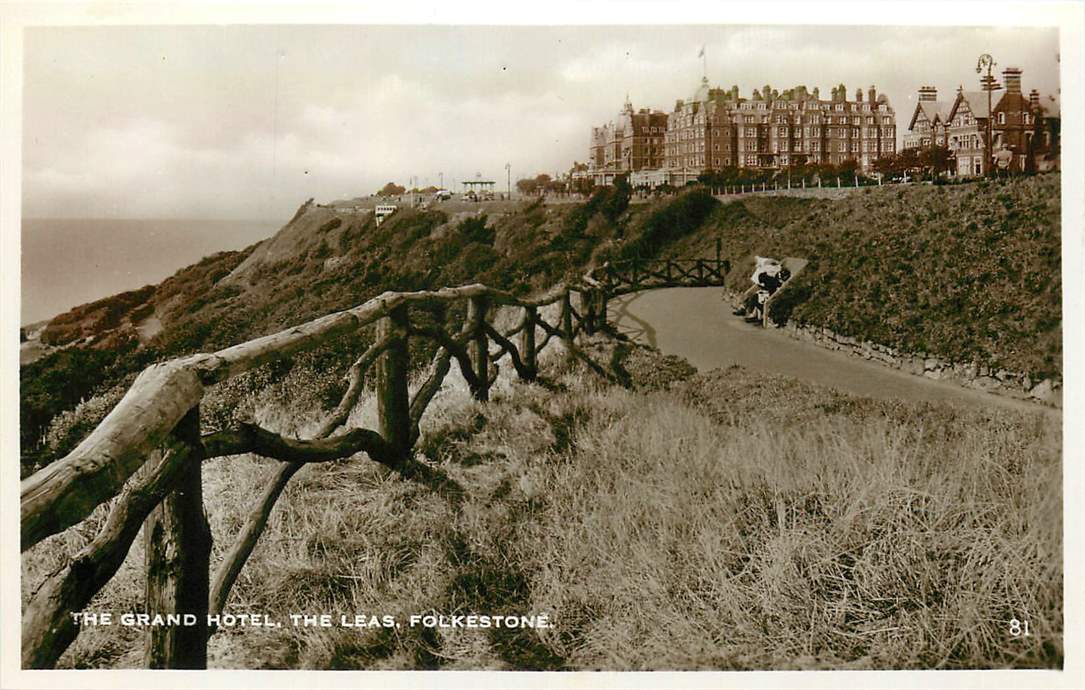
[505,163,511,200]
[976,54,997,176]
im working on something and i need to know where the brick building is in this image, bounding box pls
[903,86,951,150]
[588,97,669,185]
[661,77,896,183]
[944,67,1060,176]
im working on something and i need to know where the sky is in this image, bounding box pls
[22,23,1060,221]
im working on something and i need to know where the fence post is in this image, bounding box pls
[596,288,608,330]
[468,295,489,401]
[520,305,537,380]
[376,304,411,456]
[580,290,595,335]
[560,290,573,343]
[144,406,210,669]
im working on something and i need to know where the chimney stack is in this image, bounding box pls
[1029,88,1040,108]
[918,86,938,102]
[1002,67,1022,94]
[868,85,876,104]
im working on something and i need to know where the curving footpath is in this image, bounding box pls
[610,287,1055,415]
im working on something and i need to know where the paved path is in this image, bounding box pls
[609,287,1053,414]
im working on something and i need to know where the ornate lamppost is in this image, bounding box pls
[976,54,998,176]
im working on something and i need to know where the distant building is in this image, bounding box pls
[588,97,669,186]
[1031,89,1061,172]
[903,86,951,150]
[944,67,1060,176]
[662,78,896,184]
[374,205,397,225]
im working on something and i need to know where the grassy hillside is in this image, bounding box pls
[21,175,1061,468]
[664,174,1062,380]
[22,337,1061,670]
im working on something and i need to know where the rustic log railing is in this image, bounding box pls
[21,249,728,669]
[593,257,728,298]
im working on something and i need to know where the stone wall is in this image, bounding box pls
[776,320,1061,407]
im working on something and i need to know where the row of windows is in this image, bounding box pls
[769,114,893,125]
[661,150,901,171]
[668,123,897,140]
[667,137,895,157]
[739,100,888,113]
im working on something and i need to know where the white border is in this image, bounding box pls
[1,2,1082,689]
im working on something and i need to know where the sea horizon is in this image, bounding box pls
[20,217,281,326]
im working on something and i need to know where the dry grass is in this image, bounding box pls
[21,337,1061,670]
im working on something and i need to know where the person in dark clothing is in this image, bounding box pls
[733,258,790,322]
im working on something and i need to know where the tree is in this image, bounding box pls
[545,178,568,195]
[516,178,539,196]
[920,145,954,178]
[599,174,631,220]
[571,177,595,196]
[378,182,406,197]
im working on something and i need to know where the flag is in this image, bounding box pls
[698,45,705,58]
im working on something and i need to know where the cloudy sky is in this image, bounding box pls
[23,23,1059,221]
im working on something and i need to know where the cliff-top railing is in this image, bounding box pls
[20,251,727,670]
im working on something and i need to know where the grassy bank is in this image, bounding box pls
[22,175,1061,468]
[666,173,1062,380]
[23,337,1061,670]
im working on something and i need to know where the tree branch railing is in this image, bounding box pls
[20,244,727,669]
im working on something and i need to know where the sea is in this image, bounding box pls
[20,218,280,326]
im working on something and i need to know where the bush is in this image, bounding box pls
[620,188,719,260]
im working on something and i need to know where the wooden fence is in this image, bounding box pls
[20,253,729,669]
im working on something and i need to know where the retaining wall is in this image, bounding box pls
[776,319,1061,407]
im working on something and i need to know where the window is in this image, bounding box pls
[835,103,844,111]
[778,127,787,136]
[998,112,1006,125]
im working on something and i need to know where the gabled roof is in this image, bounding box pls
[947,90,996,123]
[907,100,952,131]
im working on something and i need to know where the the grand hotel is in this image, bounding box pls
[587,76,897,187]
